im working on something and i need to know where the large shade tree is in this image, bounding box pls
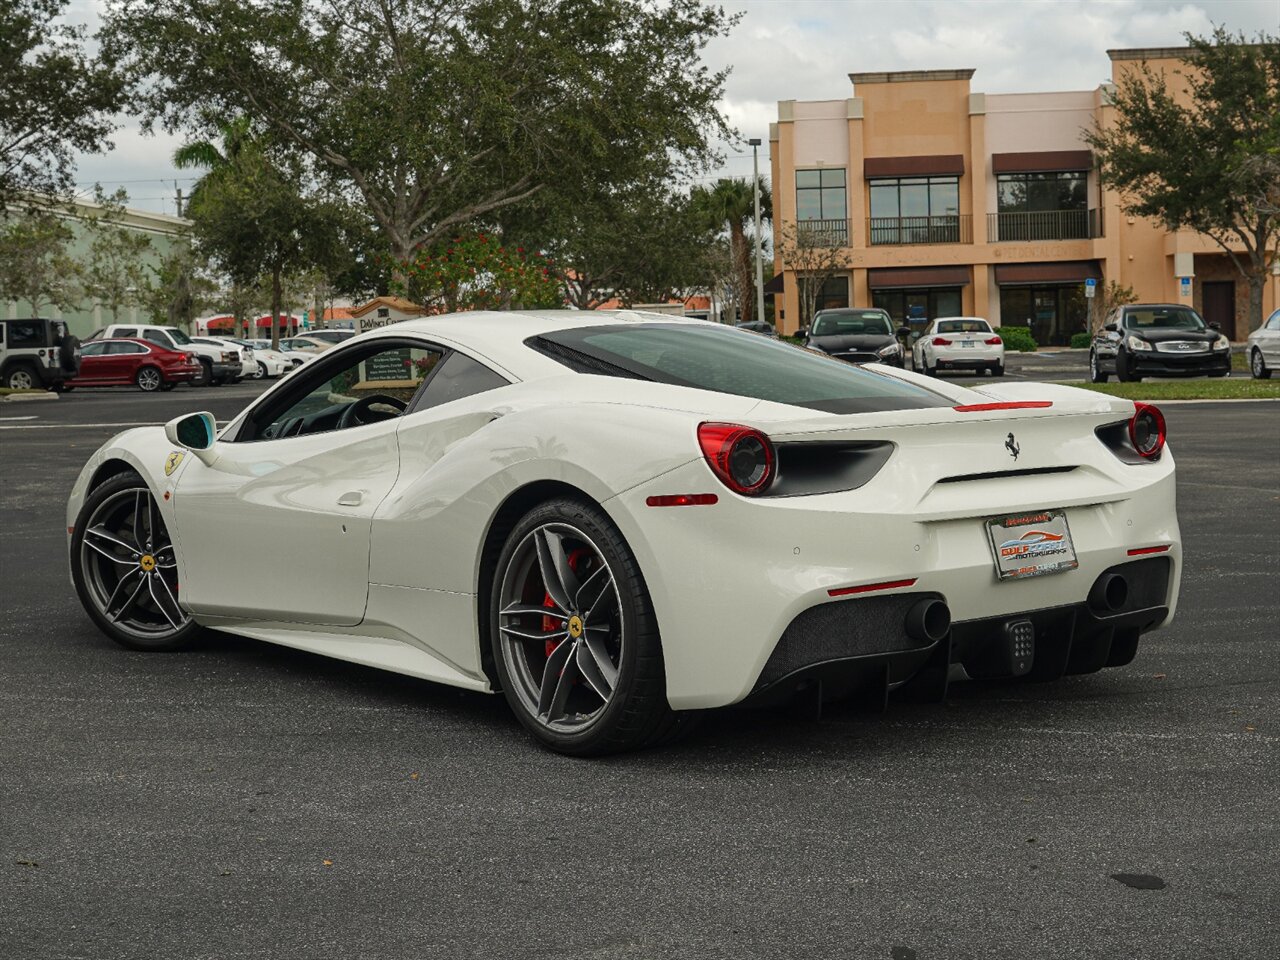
[104,0,736,264]
[1086,28,1279,333]
[0,0,125,209]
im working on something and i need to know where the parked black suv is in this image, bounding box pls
[1090,304,1230,383]
[0,318,82,390]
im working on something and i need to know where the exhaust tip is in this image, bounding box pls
[905,598,951,644]
[1090,573,1129,612]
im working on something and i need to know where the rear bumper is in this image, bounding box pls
[210,361,241,380]
[609,451,1181,710]
[935,348,1002,368]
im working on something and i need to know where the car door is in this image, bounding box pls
[103,341,146,383]
[74,341,111,383]
[1265,312,1280,365]
[171,338,444,626]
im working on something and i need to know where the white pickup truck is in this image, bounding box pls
[91,323,241,386]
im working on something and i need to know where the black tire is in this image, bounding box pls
[1116,350,1141,383]
[256,361,268,379]
[4,363,40,390]
[159,383,176,392]
[992,362,1005,377]
[1089,350,1108,383]
[135,365,163,392]
[195,359,213,386]
[70,472,201,652]
[489,496,689,756]
[1250,349,1271,379]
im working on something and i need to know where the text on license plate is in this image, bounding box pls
[986,509,1079,580]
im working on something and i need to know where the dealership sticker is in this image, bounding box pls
[986,509,1079,580]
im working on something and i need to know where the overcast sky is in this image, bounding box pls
[67,0,1280,214]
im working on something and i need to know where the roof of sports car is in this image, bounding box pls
[365,309,714,377]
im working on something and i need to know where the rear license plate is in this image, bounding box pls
[959,340,974,348]
[986,509,1078,580]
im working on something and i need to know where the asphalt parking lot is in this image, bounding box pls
[2,381,1278,959]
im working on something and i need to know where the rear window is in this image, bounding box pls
[936,319,992,334]
[812,310,893,337]
[528,324,949,414]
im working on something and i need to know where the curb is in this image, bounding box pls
[1,392,59,403]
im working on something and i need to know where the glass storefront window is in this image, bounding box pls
[796,169,847,221]
[871,287,965,333]
[998,284,1089,346]
[868,176,962,245]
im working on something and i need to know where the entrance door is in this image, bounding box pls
[1202,282,1236,339]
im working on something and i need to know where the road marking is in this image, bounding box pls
[0,415,38,421]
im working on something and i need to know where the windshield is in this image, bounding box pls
[164,327,193,345]
[529,324,949,414]
[936,319,992,334]
[1123,307,1207,331]
[811,310,894,337]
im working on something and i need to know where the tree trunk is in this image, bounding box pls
[1246,271,1265,337]
[728,221,752,324]
[270,266,283,350]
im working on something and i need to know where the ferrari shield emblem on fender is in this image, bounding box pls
[165,451,185,476]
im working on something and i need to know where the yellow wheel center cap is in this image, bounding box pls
[567,615,584,639]
[139,554,156,573]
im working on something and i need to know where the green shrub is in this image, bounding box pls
[997,326,1038,352]
[1069,332,1092,349]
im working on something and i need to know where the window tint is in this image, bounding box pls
[142,330,172,347]
[9,321,42,346]
[936,319,992,334]
[1123,308,1206,331]
[529,324,949,415]
[811,310,893,336]
[164,327,193,345]
[80,341,108,356]
[115,328,138,338]
[416,351,509,411]
[112,342,147,354]
[1266,312,1280,331]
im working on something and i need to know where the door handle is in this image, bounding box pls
[337,491,363,507]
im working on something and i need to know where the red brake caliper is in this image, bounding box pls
[541,548,592,658]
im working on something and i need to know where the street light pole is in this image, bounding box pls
[748,137,765,326]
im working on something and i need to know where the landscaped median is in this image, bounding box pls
[1075,380,1280,401]
[0,388,56,402]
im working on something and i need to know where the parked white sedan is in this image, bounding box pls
[912,317,1005,377]
[66,310,1180,755]
[1246,308,1279,379]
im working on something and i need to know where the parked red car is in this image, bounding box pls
[65,338,202,392]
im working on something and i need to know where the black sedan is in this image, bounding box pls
[799,308,906,366]
[1090,304,1231,382]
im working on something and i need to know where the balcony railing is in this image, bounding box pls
[987,208,1102,242]
[868,214,972,246]
[796,218,850,247]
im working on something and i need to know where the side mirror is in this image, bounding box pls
[796,328,808,339]
[896,326,911,339]
[164,411,218,465]
[1208,320,1221,331]
[1104,323,1119,333]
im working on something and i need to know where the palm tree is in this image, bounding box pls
[692,176,772,324]
[172,115,255,192]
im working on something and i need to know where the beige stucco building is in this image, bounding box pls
[768,48,1279,343]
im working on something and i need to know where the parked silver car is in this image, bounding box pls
[1246,308,1280,379]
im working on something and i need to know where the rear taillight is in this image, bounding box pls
[985,336,1002,345]
[1128,402,1166,460]
[697,422,775,496]
[932,336,951,346]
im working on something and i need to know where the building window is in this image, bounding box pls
[796,169,847,221]
[800,275,849,323]
[994,172,1090,240]
[868,177,961,245]
[871,288,963,331]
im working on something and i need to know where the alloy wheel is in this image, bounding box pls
[7,368,35,390]
[137,367,162,391]
[78,486,189,642]
[496,523,623,732]
[1252,350,1265,378]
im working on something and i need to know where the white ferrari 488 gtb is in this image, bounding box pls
[67,311,1181,754]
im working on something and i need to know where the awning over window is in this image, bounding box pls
[864,155,965,178]
[994,261,1102,285]
[763,273,785,294]
[992,150,1092,174]
[867,266,971,289]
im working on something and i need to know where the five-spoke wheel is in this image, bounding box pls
[71,473,199,650]
[490,498,686,755]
